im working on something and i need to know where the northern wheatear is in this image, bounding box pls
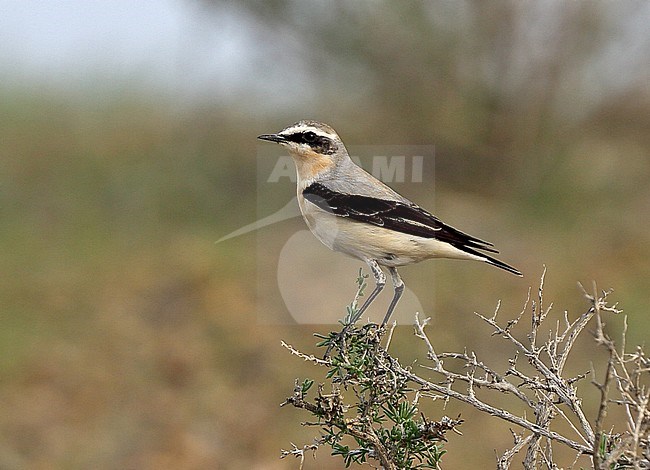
[258,120,522,326]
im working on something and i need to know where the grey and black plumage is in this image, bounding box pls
[302,181,520,275]
[258,120,522,326]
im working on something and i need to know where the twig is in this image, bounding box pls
[281,340,330,366]
[394,358,592,454]
[497,431,533,469]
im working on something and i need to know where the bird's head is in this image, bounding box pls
[258,120,348,180]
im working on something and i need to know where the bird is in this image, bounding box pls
[258,120,522,327]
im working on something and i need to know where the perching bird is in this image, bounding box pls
[258,120,522,326]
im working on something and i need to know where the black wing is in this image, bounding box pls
[303,182,498,254]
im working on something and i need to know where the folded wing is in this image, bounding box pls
[303,182,498,254]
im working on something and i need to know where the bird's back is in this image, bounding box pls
[320,157,412,205]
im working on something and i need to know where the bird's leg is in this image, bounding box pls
[382,267,404,326]
[324,260,386,359]
[348,260,386,325]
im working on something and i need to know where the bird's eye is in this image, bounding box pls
[302,131,317,143]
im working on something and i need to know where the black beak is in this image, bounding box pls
[257,133,286,144]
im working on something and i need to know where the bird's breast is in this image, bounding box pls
[298,196,340,251]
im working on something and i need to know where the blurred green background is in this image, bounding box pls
[1,1,648,468]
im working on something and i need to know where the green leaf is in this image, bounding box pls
[300,379,314,396]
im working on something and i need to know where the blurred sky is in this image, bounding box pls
[1,0,649,106]
[0,1,263,100]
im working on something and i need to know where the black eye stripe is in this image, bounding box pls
[282,131,338,155]
[304,131,317,143]
[285,131,323,145]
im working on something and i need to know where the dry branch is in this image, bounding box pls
[282,270,649,469]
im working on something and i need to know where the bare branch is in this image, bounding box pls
[283,270,648,469]
[497,430,533,470]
